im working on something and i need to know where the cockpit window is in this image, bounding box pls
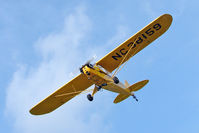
[97,65,111,76]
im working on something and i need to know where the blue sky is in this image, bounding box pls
[0,0,199,133]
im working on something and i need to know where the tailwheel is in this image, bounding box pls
[87,94,93,101]
[132,95,138,102]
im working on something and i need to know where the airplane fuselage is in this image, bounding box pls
[81,64,111,86]
[81,64,129,95]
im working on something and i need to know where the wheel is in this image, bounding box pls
[96,86,102,91]
[113,76,119,84]
[101,83,107,86]
[87,94,93,101]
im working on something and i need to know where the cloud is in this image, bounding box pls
[143,1,158,18]
[142,0,187,18]
[5,6,113,133]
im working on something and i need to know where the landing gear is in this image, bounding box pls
[87,94,93,101]
[96,86,102,91]
[113,76,119,84]
[96,83,107,91]
[132,95,138,102]
[87,83,107,101]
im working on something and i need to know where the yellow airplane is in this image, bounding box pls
[30,14,172,115]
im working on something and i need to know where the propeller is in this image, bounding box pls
[80,55,97,73]
[85,55,97,65]
[69,55,97,78]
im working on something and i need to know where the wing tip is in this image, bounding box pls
[143,79,149,84]
[29,107,50,115]
[161,13,173,27]
[113,99,119,104]
[29,109,40,115]
[29,108,38,115]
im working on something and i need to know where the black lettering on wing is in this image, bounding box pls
[153,23,161,31]
[127,42,136,48]
[112,53,122,60]
[136,37,143,44]
[120,48,128,55]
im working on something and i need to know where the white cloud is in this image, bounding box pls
[5,6,114,133]
[89,25,130,64]
[143,0,187,18]
[143,1,158,18]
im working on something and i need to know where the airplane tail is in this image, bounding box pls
[113,80,149,103]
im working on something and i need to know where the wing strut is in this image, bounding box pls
[112,37,142,78]
[54,88,94,97]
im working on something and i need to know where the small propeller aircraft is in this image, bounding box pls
[30,14,172,115]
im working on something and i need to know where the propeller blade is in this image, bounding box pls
[85,55,97,64]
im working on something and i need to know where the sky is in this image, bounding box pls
[0,0,199,133]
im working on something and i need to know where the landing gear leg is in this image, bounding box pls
[87,85,99,101]
[132,95,138,102]
[88,84,107,102]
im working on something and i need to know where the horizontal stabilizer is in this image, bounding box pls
[128,80,149,92]
[113,80,149,103]
[124,80,130,88]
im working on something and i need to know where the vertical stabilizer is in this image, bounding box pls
[124,80,130,88]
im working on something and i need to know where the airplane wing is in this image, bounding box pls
[96,14,172,73]
[30,74,93,115]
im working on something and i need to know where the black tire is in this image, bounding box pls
[87,94,93,101]
[113,76,119,84]
[96,86,102,91]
